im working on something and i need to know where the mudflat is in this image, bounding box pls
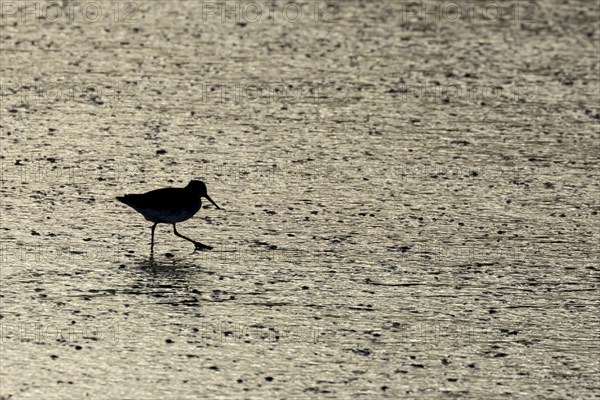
[0,1,598,399]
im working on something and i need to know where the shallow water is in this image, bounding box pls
[1,1,599,399]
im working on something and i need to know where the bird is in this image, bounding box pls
[117,180,223,253]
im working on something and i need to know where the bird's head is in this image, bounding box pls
[187,180,222,210]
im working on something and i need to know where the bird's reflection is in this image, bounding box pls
[133,255,212,276]
[120,256,213,306]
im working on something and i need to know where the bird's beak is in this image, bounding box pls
[204,194,222,210]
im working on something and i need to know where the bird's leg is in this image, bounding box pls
[172,224,213,252]
[150,223,158,253]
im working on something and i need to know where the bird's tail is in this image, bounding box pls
[116,195,134,206]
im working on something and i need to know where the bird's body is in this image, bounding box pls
[117,187,203,223]
[117,180,222,253]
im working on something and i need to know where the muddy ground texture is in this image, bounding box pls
[0,1,599,399]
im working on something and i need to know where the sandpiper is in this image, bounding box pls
[117,180,222,253]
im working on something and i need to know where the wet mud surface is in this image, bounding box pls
[0,1,598,399]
